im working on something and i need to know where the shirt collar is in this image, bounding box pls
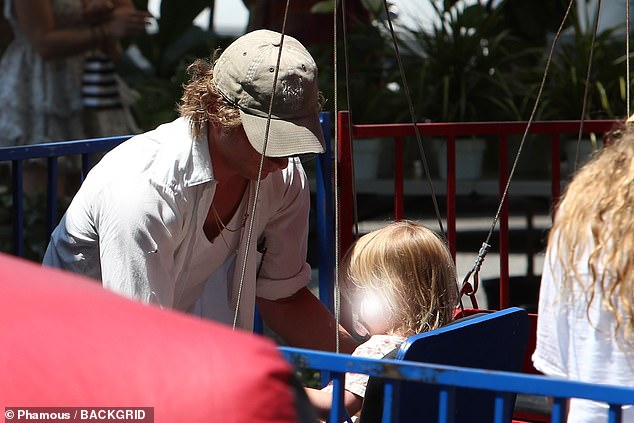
[183,119,213,187]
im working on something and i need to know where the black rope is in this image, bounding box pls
[374,0,578,309]
[339,0,360,243]
[456,0,576,309]
[233,0,292,330]
[333,0,341,354]
[572,0,603,171]
[380,0,446,238]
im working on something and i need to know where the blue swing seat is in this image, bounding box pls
[359,307,530,423]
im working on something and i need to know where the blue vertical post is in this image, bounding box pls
[316,112,334,312]
[551,397,567,423]
[12,160,25,257]
[608,404,623,423]
[46,157,59,245]
[329,373,349,423]
[436,386,456,423]
[254,114,331,334]
[316,112,334,388]
[382,381,398,423]
[492,393,506,423]
[81,153,93,182]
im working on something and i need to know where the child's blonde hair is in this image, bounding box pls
[341,220,458,337]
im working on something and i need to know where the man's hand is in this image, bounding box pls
[257,287,359,354]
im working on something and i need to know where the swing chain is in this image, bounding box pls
[459,242,491,309]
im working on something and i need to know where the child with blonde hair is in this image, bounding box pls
[306,220,458,420]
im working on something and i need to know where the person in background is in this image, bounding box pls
[305,220,458,421]
[533,120,634,423]
[0,0,12,54]
[43,29,359,354]
[0,0,150,147]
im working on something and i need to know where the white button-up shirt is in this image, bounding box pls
[43,117,312,330]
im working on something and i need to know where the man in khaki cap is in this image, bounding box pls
[43,29,358,353]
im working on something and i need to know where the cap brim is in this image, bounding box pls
[240,111,325,157]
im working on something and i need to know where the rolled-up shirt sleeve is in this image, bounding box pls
[255,159,313,300]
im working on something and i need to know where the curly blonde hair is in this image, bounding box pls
[178,52,241,138]
[340,220,458,337]
[550,123,634,343]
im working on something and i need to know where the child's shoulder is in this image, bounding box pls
[352,335,406,359]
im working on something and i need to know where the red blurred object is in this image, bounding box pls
[0,254,303,422]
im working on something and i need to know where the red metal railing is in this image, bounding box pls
[337,111,617,309]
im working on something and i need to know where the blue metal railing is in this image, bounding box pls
[0,116,335,306]
[0,115,334,337]
[280,347,634,423]
[0,136,131,256]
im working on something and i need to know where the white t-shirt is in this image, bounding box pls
[533,236,634,422]
[43,117,313,330]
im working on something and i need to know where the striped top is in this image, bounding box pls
[82,53,121,109]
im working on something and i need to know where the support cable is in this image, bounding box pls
[233,0,292,330]
[458,0,576,310]
[340,0,360,244]
[380,0,445,237]
[571,0,603,171]
[333,0,341,354]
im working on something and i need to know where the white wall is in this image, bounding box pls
[146,0,248,35]
[578,0,633,34]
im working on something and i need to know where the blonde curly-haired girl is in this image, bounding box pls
[533,121,634,422]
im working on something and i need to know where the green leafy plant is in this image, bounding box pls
[310,24,404,124]
[539,6,627,120]
[122,0,236,131]
[391,0,539,122]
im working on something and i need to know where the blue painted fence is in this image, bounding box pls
[0,115,336,302]
[280,347,634,423]
[0,136,130,257]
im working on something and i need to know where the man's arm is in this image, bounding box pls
[257,287,359,354]
[304,387,363,421]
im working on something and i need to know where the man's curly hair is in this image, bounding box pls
[178,51,241,138]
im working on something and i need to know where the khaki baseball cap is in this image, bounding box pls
[213,29,325,157]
